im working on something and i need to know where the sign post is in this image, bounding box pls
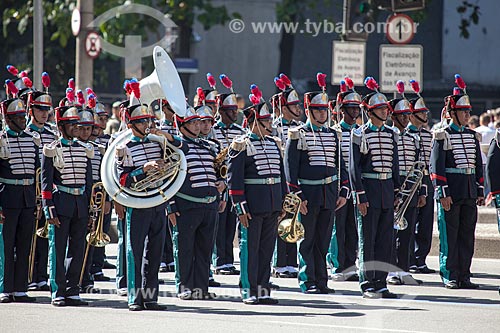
[331,41,366,86]
[379,44,423,93]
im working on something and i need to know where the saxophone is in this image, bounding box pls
[214,147,229,179]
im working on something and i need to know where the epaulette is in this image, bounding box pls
[267,135,282,146]
[97,144,106,156]
[331,124,343,141]
[474,131,482,142]
[433,128,447,141]
[42,125,57,137]
[288,127,300,140]
[116,144,127,158]
[76,140,95,158]
[351,127,363,145]
[230,135,247,151]
[42,140,58,158]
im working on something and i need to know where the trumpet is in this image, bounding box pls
[80,182,110,286]
[277,193,305,243]
[394,161,426,230]
[28,167,42,283]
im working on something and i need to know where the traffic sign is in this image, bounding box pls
[379,44,423,93]
[71,8,81,36]
[386,13,416,45]
[85,32,101,59]
[331,41,366,86]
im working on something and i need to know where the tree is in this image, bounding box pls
[2,0,238,94]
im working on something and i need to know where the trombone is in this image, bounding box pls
[394,161,426,230]
[80,182,111,286]
[28,168,42,284]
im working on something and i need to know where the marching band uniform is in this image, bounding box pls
[327,83,361,282]
[407,84,436,274]
[430,78,484,289]
[149,99,177,274]
[387,93,423,285]
[286,76,349,294]
[117,103,180,311]
[169,106,219,300]
[23,90,57,292]
[228,88,287,304]
[270,76,302,278]
[350,78,400,298]
[212,76,246,275]
[0,97,40,303]
[42,105,94,306]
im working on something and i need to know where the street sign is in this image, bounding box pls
[85,32,101,59]
[379,44,423,93]
[331,41,366,86]
[71,8,81,36]
[386,13,416,44]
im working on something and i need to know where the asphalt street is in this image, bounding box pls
[1,245,499,332]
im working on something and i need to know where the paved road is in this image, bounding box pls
[2,246,499,332]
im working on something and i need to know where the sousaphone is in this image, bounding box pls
[100,46,187,209]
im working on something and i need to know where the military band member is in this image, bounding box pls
[197,89,224,288]
[386,83,424,286]
[407,80,436,274]
[430,75,484,289]
[22,88,57,292]
[117,100,181,311]
[270,74,302,279]
[169,106,222,300]
[350,77,400,299]
[286,73,348,294]
[328,78,361,282]
[42,105,94,307]
[0,94,40,303]
[228,85,287,304]
[147,98,178,274]
[212,74,246,275]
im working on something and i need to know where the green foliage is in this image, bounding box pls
[456,0,481,39]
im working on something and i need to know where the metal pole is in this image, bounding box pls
[75,0,94,90]
[33,0,43,90]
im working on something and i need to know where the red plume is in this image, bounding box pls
[124,80,132,95]
[410,80,420,95]
[87,94,97,109]
[85,87,96,98]
[396,80,405,95]
[316,72,327,90]
[249,94,260,105]
[197,87,205,105]
[206,73,216,89]
[19,71,28,78]
[5,80,18,97]
[22,77,33,88]
[454,74,466,91]
[6,65,19,76]
[42,72,50,90]
[219,74,233,90]
[68,78,75,90]
[130,79,140,99]
[364,77,379,91]
[339,80,347,93]
[250,84,262,100]
[344,76,354,90]
[76,90,85,106]
[274,77,286,91]
[279,73,292,87]
[66,88,75,103]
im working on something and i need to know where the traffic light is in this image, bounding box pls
[344,0,373,41]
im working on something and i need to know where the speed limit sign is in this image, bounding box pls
[386,14,416,45]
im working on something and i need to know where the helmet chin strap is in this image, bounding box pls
[284,105,300,119]
[7,115,25,133]
[258,119,272,134]
[181,124,198,138]
[132,123,147,137]
[341,106,359,122]
[309,109,326,125]
[393,115,405,130]
[60,124,73,140]
[369,109,387,122]
[413,113,427,124]
[451,110,462,127]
